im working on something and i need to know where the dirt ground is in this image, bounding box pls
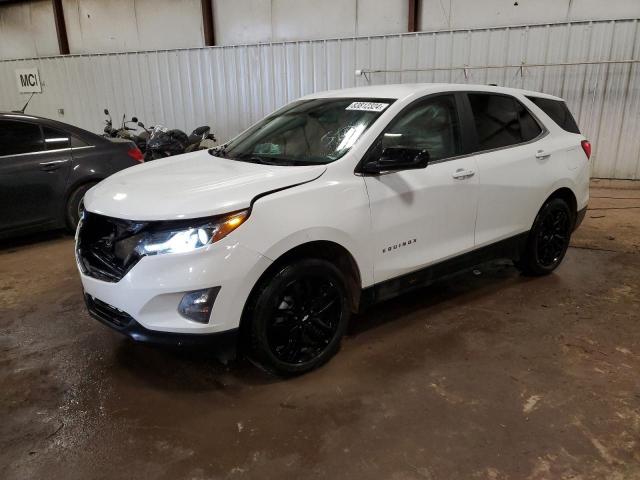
[1,180,639,480]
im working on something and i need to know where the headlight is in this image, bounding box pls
[75,200,86,241]
[135,209,249,256]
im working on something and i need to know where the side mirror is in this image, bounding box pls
[131,116,138,123]
[137,121,145,128]
[104,108,109,115]
[362,147,430,174]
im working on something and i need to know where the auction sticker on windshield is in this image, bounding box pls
[346,102,389,112]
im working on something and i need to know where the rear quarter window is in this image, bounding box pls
[526,96,580,134]
[467,93,542,152]
[71,135,90,148]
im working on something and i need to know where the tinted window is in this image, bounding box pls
[516,101,543,142]
[43,126,70,150]
[381,95,462,161]
[527,96,580,134]
[0,120,44,156]
[71,135,89,147]
[468,94,542,151]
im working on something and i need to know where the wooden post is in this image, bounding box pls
[52,0,70,55]
[408,0,419,33]
[202,0,215,46]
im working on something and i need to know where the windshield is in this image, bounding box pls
[214,98,394,166]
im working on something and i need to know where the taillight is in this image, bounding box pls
[127,147,144,163]
[581,140,591,160]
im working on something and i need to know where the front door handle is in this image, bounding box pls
[452,168,475,180]
[40,159,69,171]
[535,150,551,160]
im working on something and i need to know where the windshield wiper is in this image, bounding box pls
[246,156,284,165]
[214,149,322,166]
[231,154,298,166]
[209,148,276,164]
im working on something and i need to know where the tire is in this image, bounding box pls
[245,258,350,376]
[65,182,97,233]
[516,198,573,276]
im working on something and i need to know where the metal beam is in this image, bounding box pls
[408,0,419,32]
[201,0,215,46]
[358,59,640,75]
[52,0,69,55]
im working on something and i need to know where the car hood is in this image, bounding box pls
[84,150,327,220]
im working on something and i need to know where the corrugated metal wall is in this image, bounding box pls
[1,18,638,179]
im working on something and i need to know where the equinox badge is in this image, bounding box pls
[383,239,417,254]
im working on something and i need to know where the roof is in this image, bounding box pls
[302,83,563,102]
[0,112,43,120]
[0,111,107,143]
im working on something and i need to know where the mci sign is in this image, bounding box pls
[15,68,42,93]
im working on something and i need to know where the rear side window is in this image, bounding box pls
[43,126,71,150]
[0,120,44,156]
[71,136,90,147]
[468,94,542,152]
[526,96,580,134]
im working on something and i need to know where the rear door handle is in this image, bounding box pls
[535,150,551,160]
[40,159,69,171]
[452,168,475,180]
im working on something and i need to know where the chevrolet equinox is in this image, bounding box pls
[76,83,590,375]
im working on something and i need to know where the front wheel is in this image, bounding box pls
[516,198,573,276]
[245,259,350,376]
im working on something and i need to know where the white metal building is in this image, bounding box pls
[1,0,639,178]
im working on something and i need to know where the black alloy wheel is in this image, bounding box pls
[246,259,350,375]
[535,206,571,267]
[267,275,342,364]
[516,197,573,276]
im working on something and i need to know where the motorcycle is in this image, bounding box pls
[102,108,149,152]
[102,108,116,137]
[143,123,217,161]
[185,125,217,152]
[143,124,188,161]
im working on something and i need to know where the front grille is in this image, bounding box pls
[76,212,148,282]
[85,294,134,329]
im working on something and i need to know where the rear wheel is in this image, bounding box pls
[65,182,97,233]
[516,198,573,276]
[246,259,350,376]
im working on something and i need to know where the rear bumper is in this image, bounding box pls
[85,293,238,349]
[574,206,587,231]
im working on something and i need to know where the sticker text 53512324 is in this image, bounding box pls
[345,102,389,112]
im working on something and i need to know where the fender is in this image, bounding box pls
[259,227,368,287]
[242,169,374,287]
[249,171,326,209]
[534,178,580,222]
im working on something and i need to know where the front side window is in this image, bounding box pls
[0,120,44,156]
[379,94,462,162]
[217,98,394,166]
[43,126,71,150]
[468,94,542,152]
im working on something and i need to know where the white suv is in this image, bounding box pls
[76,83,590,375]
